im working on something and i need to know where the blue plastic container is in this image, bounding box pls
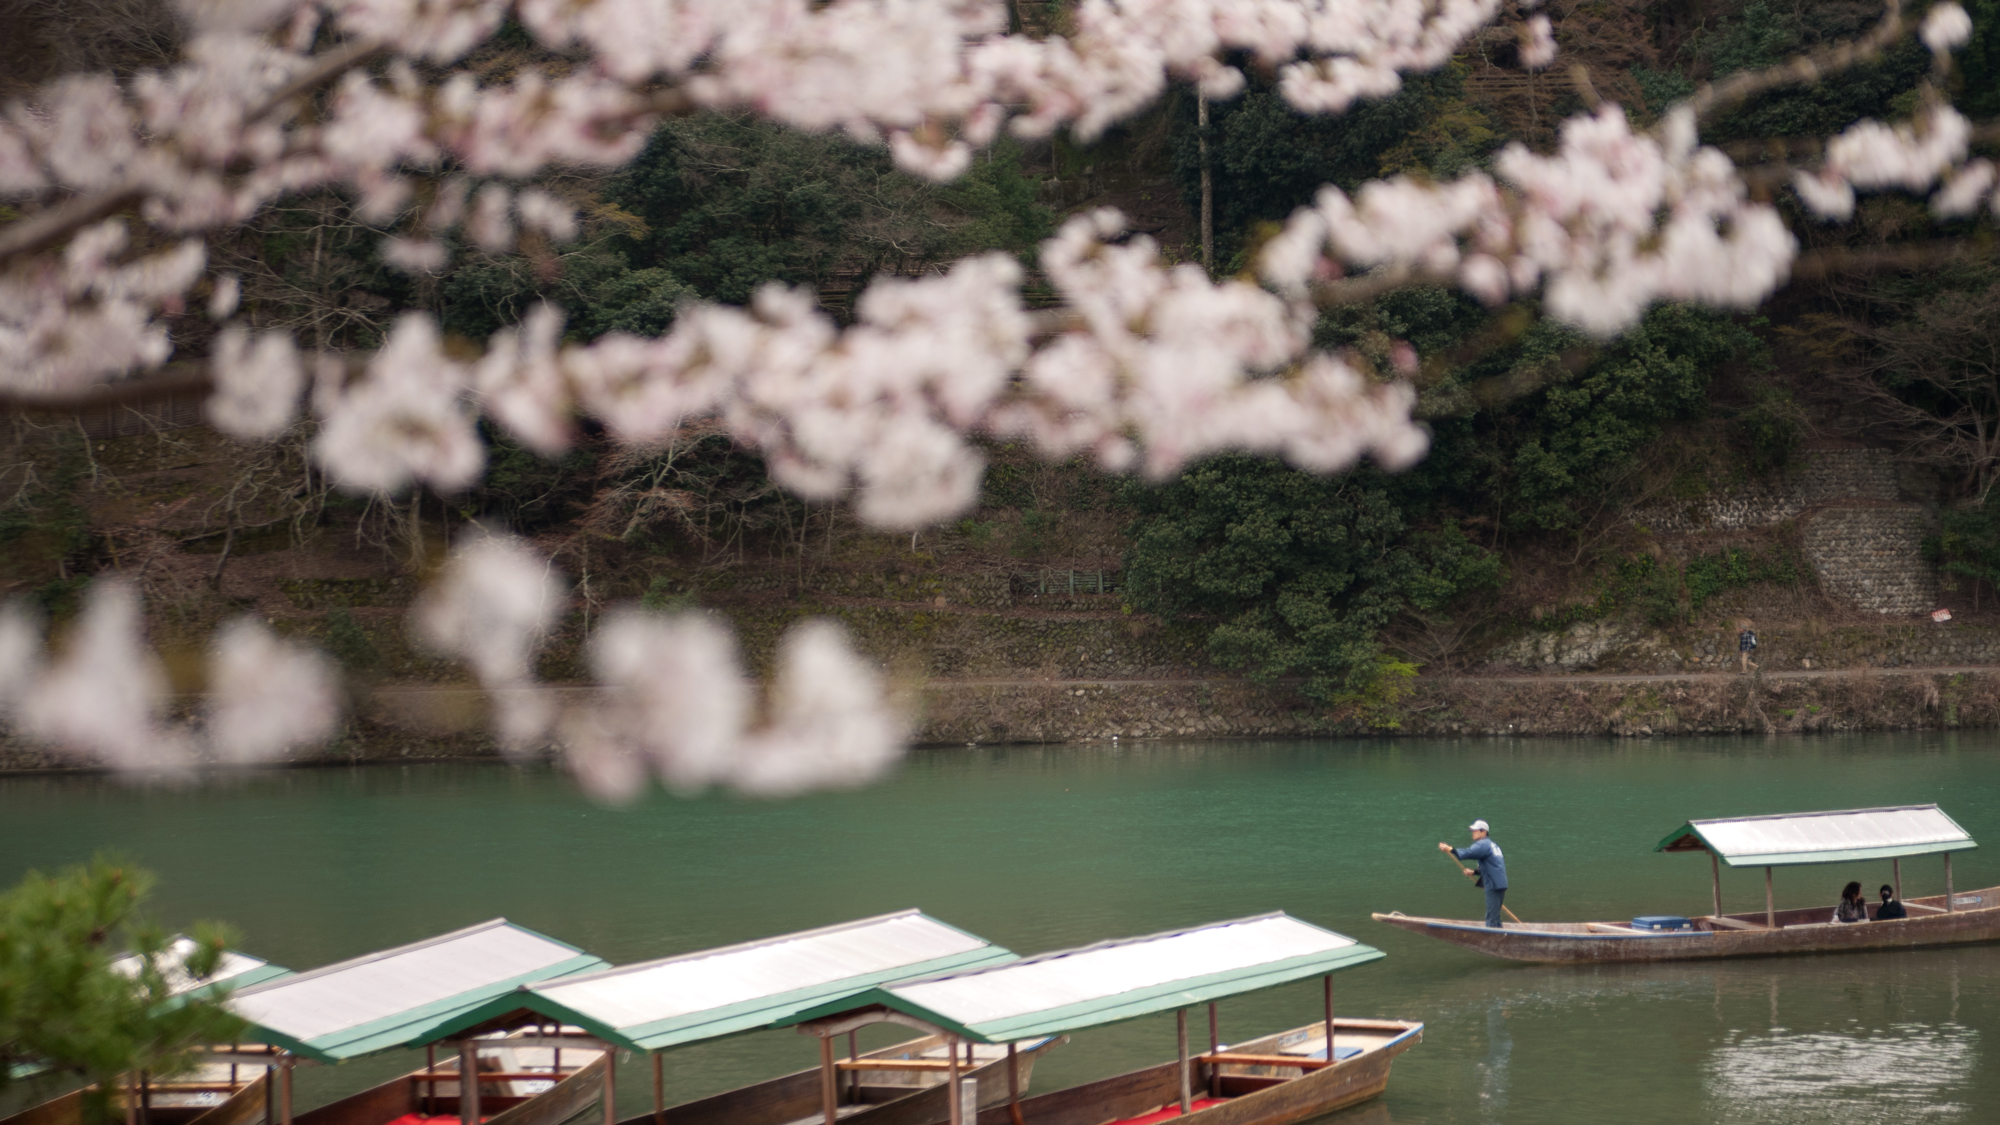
[1631,915,1693,931]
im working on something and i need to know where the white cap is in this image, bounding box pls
[1469,820,1490,832]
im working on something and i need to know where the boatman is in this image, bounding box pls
[1440,820,1509,928]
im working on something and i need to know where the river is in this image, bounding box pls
[3,734,1998,1124]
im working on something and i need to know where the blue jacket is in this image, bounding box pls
[1455,838,1508,890]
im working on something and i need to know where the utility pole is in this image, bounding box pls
[1197,91,1213,274]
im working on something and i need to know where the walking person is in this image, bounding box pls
[1737,622,1759,673]
[1440,820,1509,929]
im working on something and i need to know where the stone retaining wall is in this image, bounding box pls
[1634,450,1901,531]
[1802,506,1939,615]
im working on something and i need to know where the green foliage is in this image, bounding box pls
[1691,1,1929,142]
[1730,385,1802,474]
[1614,546,1806,627]
[1121,457,1500,703]
[1328,655,1421,729]
[471,432,602,534]
[1960,0,2000,117]
[0,858,244,1120]
[1493,306,1758,531]
[606,116,1051,307]
[438,246,695,343]
[639,575,699,612]
[1169,68,1496,257]
[321,608,382,674]
[1930,505,2000,589]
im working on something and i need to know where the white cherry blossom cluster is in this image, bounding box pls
[415,532,904,802]
[305,213,1428,529]
[1260,105,1798,336]
[0,221,205,395]
[1793,104,1974,222]
[0,581,338,769]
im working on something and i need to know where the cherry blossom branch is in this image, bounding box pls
[1688,0,1910,123]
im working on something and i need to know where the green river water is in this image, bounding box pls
[4,734,2000,1124]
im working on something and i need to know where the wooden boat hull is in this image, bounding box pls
[295,1050,605,1125]
[626,1034,1061,1125]
[1374,885,2000,963]
[961,1018,1422,1125]
[2,1063,272,1125]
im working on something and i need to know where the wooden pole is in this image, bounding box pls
[126,1073,137,1125]
[848,1032,860,1102]
[140,1071,151,1125]
[1207,1003,1220,1097]
[426,1046,436,1116]
[1197,94,1213,274]
[820,1036,838,1125]
[1894,858,1903,903]
[1765,866,1775,929]
[652,1052,664,1125]
[1323,976,1336,1066]
[1007,1043,1025,1125]
[280,1056,294,1125]
[1710,851,1723,919]
[602,1045,616,1125]
[1946,853,1955,911]
[458,1042,478,1125]
[1176,1010,1191,1116]
[947,1038,962,1125]
[262,1067,272,1125]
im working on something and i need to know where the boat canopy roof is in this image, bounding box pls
[426,910,1013,1053]
[785,913,1384,1044]
[1656,804,1977,868]
[112,936,293,1001]
[226,918,605,1063]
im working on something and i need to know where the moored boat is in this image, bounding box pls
[1375,804,1995,963]
[423,910,1057,1125]
[786,912,1423,1125]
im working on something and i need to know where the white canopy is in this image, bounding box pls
[1657,804,1976,868]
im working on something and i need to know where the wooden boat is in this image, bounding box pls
[955,1018,1422,1125]
[628,1033,1061,1125]
[292,1036,605,1125]
[787,913,1423,1125]
[1377,804,1995,963]
[425,911,1046,1125]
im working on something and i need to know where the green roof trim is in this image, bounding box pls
[177,962,294,1003]
[426,941,1014,1052]
[784,918,1387,1044]
[253,951,607,1063]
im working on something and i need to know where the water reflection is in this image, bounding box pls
[1705,1023,1977,1123]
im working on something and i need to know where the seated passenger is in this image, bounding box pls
[1876,885,1908,920]
[1833,881,1869,923]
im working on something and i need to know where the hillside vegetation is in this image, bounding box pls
[7,0,2000,729]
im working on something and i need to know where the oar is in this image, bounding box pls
[1443,849,1523,924]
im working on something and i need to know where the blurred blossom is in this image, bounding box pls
[413,530,567,750]
[312,314,484,493]
[204,617,339,761]
[1922,3,1973,53]
[207,326,304,440]
[208,273,241,319]
[733,620,906,797]
[18,580,180,771]
[583,610,751,793]
[1521,16,1556,69]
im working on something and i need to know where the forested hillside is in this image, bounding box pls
[6,0,2000,736]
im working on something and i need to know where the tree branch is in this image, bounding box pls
[0,37,385,267]
[1689,0,1909,123]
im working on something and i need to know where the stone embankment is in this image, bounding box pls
[1633,449,1940,614]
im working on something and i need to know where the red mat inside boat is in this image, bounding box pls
[385,1115,486,1125]
[1106,1099,1228,1124]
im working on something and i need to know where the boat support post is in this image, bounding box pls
[459,1041,478,1125]
[1894,858,1903,904]
[280,1055,294,1125]
[819,1035,838,1125]
[1765,867,1775,929]
[947,1037,962,1125]
[1946,853,1955,911]
[1175,1009,1191,1117]
[1207,1004,1220,1098]
[603,1045,616,1125]
[1007,1042,1025,1125]
[652,1053,664,1125]
[425,1046,436,1116]
[848,1033,860,1103]
[1323,976,1335,1066]
[1710,850,1722,919]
